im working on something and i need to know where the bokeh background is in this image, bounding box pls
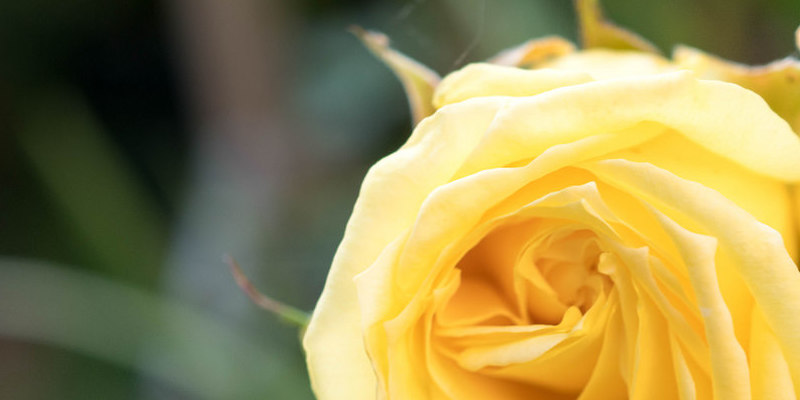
[1,0,798,398]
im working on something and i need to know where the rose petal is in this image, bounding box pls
[433,64,592,108]
[540,50,676,80]
[749,306,796,399]
[629,294,682,399]
[586,159,800,398]
[649,208,749,400]
[303,98,507,400]
[674,45,800,133]
[607,132,797,260]
[451,72,800,182]
[578,306,629,399]
[488,36,576,68]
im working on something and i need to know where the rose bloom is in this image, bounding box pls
[303,8,800,400]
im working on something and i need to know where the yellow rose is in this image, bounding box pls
[305,4,800,400]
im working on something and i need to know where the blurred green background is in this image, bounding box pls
[0,0,797,398]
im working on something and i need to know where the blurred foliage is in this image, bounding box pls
[0,0,798,399]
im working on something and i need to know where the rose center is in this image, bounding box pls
[521,229,608,323]
[438,220,612,327]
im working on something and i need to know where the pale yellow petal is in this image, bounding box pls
[539,50,676,80]
[385,273,455,400]
[598,253,638,385]
[607,244,708,372]
[795,185,800,256]
[674,46,800,133]
[304,98,509,400]
[606,132,797,260]
[433,63,592,108]
[750,306,795,400]
[586,159,800,398]
[352,27,440,125]
[650,208,750,400]
[451,72,800,182]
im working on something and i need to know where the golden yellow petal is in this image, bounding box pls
[629,295,682,399]
[453,291,615,394]
[669,332,700,400]
[488,36,576,68]
[577,306,628,399]
[438,275,525,327]
[351,27,440,125]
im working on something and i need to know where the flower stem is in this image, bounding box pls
[225,255,310,328]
